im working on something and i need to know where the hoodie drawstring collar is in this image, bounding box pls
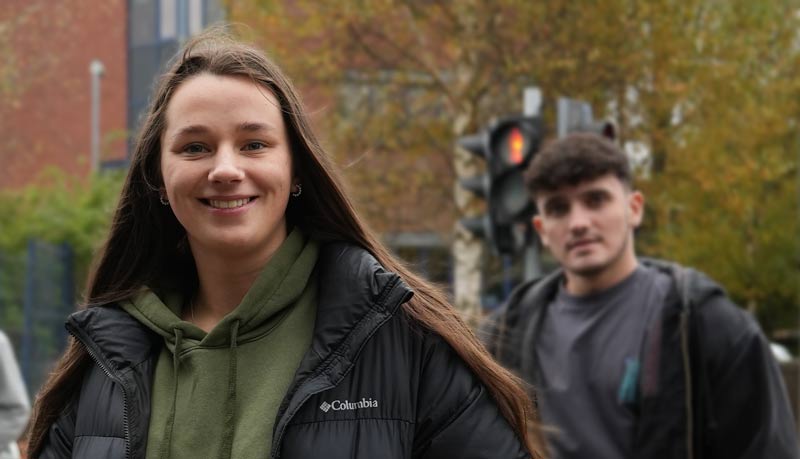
[160,327,184,459]
[159,322,240,459]
[220,320,240,459]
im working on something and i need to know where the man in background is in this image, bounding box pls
[1,329,29,459]
[483,133,798,458]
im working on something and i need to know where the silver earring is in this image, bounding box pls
[291,184,302,198]
[159,194,169,206]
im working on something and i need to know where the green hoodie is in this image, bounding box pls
[121,230,318,459]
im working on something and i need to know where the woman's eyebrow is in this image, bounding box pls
[169,124,210,142]
[237,121,275,133]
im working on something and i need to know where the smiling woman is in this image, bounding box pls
[25,26,546,459]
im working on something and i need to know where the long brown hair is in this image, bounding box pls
[27,26,545,458]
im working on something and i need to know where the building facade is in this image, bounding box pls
[0,0,223,188]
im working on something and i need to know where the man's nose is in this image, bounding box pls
[567,205,591,233]
[208,146,245,184]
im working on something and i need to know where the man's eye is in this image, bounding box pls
[585,192,608,208]
[243,141,267,151]
[546,203,569,217]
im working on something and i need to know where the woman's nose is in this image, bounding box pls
[207,147,244,183]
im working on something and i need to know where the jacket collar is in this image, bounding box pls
[522,257,724,314]
[637,257,725,310]
[67,242,413,378]
[309,241,412,361]
[67,304,159,377]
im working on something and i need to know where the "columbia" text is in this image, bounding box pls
[319,398,379,413]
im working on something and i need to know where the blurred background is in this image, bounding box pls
[0,0,797,432]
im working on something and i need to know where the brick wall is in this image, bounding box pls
[0,0,127,189]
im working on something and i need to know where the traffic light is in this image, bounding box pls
[458,116,544,254]
[556,97,616,140]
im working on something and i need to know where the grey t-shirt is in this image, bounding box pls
[535,265,672,459]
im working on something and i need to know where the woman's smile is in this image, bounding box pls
[201,196,258,211]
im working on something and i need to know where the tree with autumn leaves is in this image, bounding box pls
[222,0,799,333]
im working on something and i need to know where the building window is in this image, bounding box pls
[126,0,224,161]
[159,0,177,40]
[188,0,204,35]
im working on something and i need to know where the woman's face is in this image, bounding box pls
[160,73,294,260]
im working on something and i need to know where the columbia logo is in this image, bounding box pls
[319,398,379,412]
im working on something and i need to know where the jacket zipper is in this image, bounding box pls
[269,278,406,458]
[270,377,334,458]
[67,324,132,459]
[269,314,374,459]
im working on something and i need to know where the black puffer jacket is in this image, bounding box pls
[38,243,528,459]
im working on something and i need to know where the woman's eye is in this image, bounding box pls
[182,143,208,154]
[242,141,267,151]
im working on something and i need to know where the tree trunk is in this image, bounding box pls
[451,109,484,329]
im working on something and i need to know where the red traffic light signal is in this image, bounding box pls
[457,116,543,255]
[508,128,525,165]
[488,117,542,174]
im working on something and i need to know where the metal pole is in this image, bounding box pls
[522,87,543,281]
[523,239,543,281]
[502,255,513,298]
[177,0,189,42]
[89,59,105,172]
[523,87,542,118]
[60,243,74,345]
[22,240,36,388]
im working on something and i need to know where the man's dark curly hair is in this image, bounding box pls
[524,132,632,198]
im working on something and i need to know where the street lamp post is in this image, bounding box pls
[89,59,105,172]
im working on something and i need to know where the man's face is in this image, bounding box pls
[533,174,644,279]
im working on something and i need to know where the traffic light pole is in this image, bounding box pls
[522,87,543,281]
[457,88,546,285]
[523,243,542,281]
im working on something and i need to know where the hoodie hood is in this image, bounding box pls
[639,257,726,309]
[121,228,318,351]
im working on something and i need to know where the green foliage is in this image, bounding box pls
[0,167,124,300]
[642,12,800,330]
